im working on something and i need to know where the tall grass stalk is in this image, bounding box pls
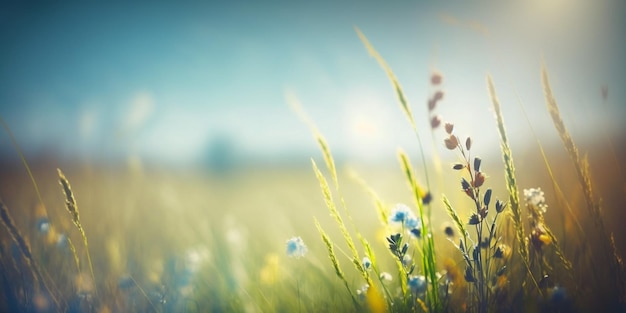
[487,76,528,264]
[355,26,441,311]
[486,76,547,307]
[57,168,98,296]
[290,93,378,288]
[541,65,625,305]
[355,27,432,208]
[398,149,442,312]
[0,117,82,274]
[314,218,359,308]
[1,199,61,309]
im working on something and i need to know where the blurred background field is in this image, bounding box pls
[1,1,625,312]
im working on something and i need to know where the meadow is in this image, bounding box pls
[1,32,626,313]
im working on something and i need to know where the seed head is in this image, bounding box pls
[431,72,442,85]
[444,122,454,135]
[445,135,458,150]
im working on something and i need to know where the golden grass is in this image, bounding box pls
[0,199,60,309]
[541,64,625,305]
[487,75,527,266]
[57,168,98,296]
[314,218,357,306]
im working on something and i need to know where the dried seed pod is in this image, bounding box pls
[484,189,492,206]
[431,115,442,129]
[474,157,482,172]
[444,135,458,150]
[452,163,464,170]
[428,99,436,111]
[479,206,488,219]
[422,192,432,205]
[496,265,507,276]
[468,214,480,225]
[431,72,442,85]
[434,90,444,102]
[466,136,472,150]
[495,199,507,213]
[474,172,485,188]
[465,267,476,282]
[461,178,471,190]
[444,122,454,134]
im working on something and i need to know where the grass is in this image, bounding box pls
[1,29,625,313]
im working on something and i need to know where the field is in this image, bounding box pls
[2,24,626,313]
[1,107,625,313]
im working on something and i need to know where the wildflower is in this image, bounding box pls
[356,284,369,299]
[36,217,50,234]
[410,227,422,239]
[56,233,68,248]
[422,192,432,205]
[402,254,412,266]
[389,204,420,229]
[286,236,307,258]
[32,293,50,312]
[362,257,372,270]
[523,188,548,213]
[550,285,567,303]
[405,216,420,229]
[443,223,454,237]
[408,275,427,294]
[260,254,280,285]
[530,225,551,250]
[380,272,393,282]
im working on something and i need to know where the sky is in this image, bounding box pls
[1,1,624,167]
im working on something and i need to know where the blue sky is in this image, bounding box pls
[1,1,624,166]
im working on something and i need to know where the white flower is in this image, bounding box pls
[523,188,548,213]
[286,237,307,258]
[380,272,393,282]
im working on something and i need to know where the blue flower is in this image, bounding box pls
[286,237,307,258]
[410,228,421,239]
[402,254,412,266]
[56,233,68,248]
[405,216,420,229]
[36,217,50,234]
[118,275,136,290]
[408,275,427,294]
[362,257,371,270]
[551,286,567,303]
[389,204,420,229]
